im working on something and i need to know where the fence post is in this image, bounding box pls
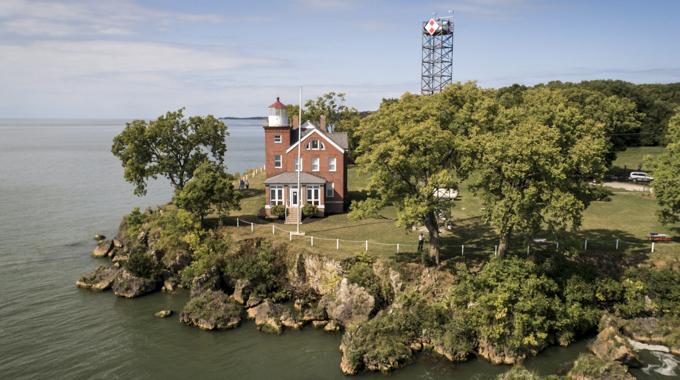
[494,245,497,256]
[462,245,464,256]
[337,239,339,250]
[311,236,314,247]
[616,239,619,250]
[237,218,239,227]
[290,231,292,241]
[366,240,368,251]
[397,244,399,254]
[584,240,587,250]
[272,225,275,234]
[556,242,559,252]
[652,242,655,253]
[527,245,530,255]
[251,222,253,232]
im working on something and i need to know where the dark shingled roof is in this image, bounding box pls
[263,172,327,185]
[289,122,348,151]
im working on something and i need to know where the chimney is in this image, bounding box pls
[320,115,327,132]
[293,116,299,130]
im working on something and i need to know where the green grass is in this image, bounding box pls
[214,158,680,263]
[609,146,665,177]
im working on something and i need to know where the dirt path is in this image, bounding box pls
[602,181,653,192]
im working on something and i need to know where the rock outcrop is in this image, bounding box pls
[76,265,119,291]
[91,240,113,258]
[190,266,221,298]
[476,338,531,365]
[590,327,641,368]
[321,278,374,326]
[246,298,285,333]
[180,290,242,330]
[112,270,159,298]
[568,353,636,380]
[620,316,680,355]
[155,310,172,318]
[231,279,251,304]
[289,253,343,295]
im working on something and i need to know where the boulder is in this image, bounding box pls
[76,265,119,291]
[94,234,106,241]
[590,327,641,368]
[324,320,340,332]
[246,295,262,308]
[137,230,148,245]
[320,278,375,326]
[294,298,305,311]
[149,249,163,263]
[289,253,343,295]
[231,279,252,304]
[155,310,172,318]
[190,266,221,298]
[112,270,159,298]
[280,311,303,329]
[476,338,528,365]
[620,316,680,354]
[312,320,328,329]
[91,240,113,258]
[301,306,326,322]
[246,298,284,333]
[161,270,178,292]
[180,290,242,330]
[568,353,636,380]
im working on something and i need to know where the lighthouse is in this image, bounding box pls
[267,97,288,127]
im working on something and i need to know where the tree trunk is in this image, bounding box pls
[424,211,440,265]
[498,228,513,259]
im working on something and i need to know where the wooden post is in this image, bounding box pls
[290,231,292,241]
[337,239,339,250]
[311,236,314,247]
[251,223,253,232]
[494,245,497,255]
[237,218,239,227]
[527,245,530,255]
[616,239,619,249]
[272,225,275,234]
[556,242,559,252]
[462,245,464,256]
[652,242,655,253]
[584,240,587,250]
[366,241,368,251]
[397,244,399,254]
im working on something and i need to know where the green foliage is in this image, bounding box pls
[174,161,241,224]
[124,251,161,282]
[496,367,544,380]
[270,204,286,219]
[590,184,611,201]
[180,230,229,288]
[182,290,243,323]
[222,240,288,299]
[122,207,150,241]
[302,203,318,217]
[646,108,680,224]
[111,108,229,196]
[570,353,630,379]
[624,265,680,316]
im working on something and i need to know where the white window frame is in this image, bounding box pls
[274,154,282,169]
[311,157,319,172]
[311,139,319,150]
[274,135,281,143]
[270,185,284,205]
[295,157,302,172]
[328,157,336,172]
[326,182,334,198]
[307,185,320,206]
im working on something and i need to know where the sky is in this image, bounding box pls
[1,0,679,118]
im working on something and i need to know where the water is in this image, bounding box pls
[0,118,675,379]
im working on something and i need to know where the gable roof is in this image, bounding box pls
[263,171,327,185]
[286,122,348,153]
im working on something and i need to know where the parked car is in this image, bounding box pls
[628,172,653,182]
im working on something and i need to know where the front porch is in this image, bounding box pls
[263,172,328,221]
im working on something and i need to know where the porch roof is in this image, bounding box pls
[263,172,327,185]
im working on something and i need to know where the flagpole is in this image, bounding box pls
[297,87,302,234]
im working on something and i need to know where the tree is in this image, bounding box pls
[646,108,680,224]
[349,82,494,264]
[174,161,241,225]
[466,87,608,258]
[112,108,229,196]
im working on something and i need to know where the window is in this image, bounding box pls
[306,139,324,150]
[311,157,319,172]
[320,142,325,149]
[326,182,334,198]
[328,157,336,172]
[270,185,284,205]
[311,139,319,149]
[295,157,302,171]
[274,154,282,168]
[274,135,281,143]
[307,185,320,205]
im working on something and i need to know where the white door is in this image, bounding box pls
[289,185,299,206]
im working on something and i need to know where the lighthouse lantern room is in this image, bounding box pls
[268,97,288,127]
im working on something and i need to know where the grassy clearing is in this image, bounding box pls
[212,155,680,262]
[609,146,665,177]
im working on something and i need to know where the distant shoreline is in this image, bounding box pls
[219,117,266,120]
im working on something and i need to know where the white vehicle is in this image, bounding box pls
[628,172,653,182]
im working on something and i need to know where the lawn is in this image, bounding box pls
[608,146,665,177]
[220,155,680,263]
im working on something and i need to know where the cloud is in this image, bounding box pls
[0,0,221,37]
[432,0,567,21]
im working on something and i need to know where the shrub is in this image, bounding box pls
[590,184,611,201]
[271,205,286,219]
[123,207,150,241]
[302,203,318,217]
[124,251,161,282]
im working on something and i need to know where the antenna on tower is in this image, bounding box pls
[421,11,454,95]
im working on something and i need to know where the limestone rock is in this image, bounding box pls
[161,270,178,292]
[112,270,159,298]
[231,279,252,304]
[324,320,340,332]
[91,240,113,258]
[76,265,119,291]
[320,278,375,326]
[312,320,328,329]
[590,327,641,368]
[246,298,284,333]
[246,295,262,308]
[94,234,106,241]
[280,311,303,329]
[180,290,242,330]
[294,298,305,311]
[301,306,326,322]
[568,353,636,380]
[137,230,148,245]
[155,310,172,318]
[620,316,680,354]
[149,249,163,263]
[289,253,343,295]
[476,338,528,365]
[190,266,221,298]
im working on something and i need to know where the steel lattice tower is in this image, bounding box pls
[421,17,454,95]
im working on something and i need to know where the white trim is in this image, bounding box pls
[326,182,334,198]
[328,157,336,172]
[326,201,344,203]
[274,154,282,168]
[265,205,271,209]
[273,135,282,143]
[318,205,325,209]
[286,128,345,154]
[311,157,319,172]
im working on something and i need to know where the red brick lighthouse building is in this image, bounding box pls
[262,97,348,221]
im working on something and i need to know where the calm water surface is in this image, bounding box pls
[0,119,675,379]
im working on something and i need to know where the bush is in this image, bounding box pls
[271,205,286,219]
[302,203,318,217]
[124,251,161,282]
[123,207,150,241]
[590,184,611,201]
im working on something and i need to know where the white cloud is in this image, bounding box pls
[0,0,221,37]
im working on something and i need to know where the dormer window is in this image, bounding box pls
[306,139,325,150]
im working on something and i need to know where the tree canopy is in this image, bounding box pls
[646,107,680,224]
[112,108,229,196]
[174,161,241,225]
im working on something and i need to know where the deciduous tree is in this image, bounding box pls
[112,108,229,196]
[646,108,680,224]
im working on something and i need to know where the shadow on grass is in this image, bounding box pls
[239,188,265,200]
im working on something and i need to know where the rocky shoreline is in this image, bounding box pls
[77,208,680,378]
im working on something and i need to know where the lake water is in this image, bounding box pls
[0,118,675,379]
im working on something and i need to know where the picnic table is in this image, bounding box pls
[646,233,672,242]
